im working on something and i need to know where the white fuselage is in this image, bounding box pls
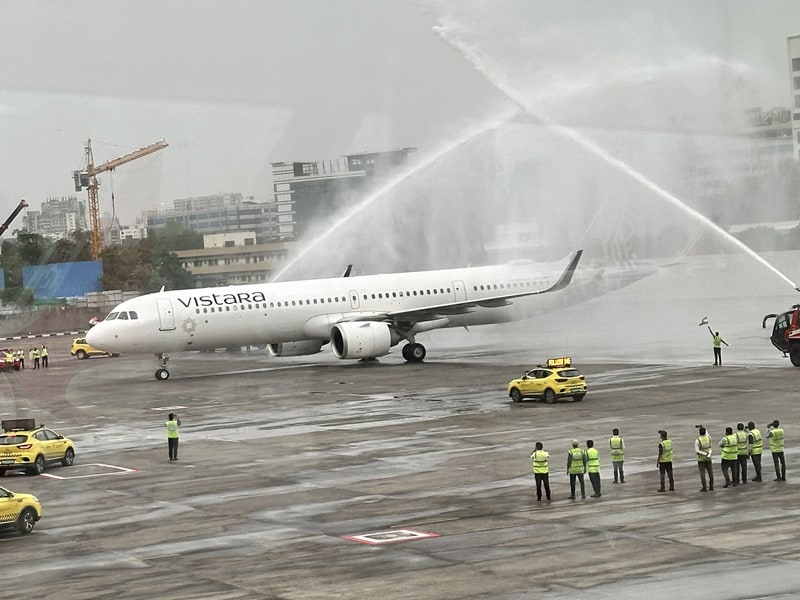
[86,261,563,355]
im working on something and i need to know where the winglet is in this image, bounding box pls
[342,264,353,278]
[543,249,583,293]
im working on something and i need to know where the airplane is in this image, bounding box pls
[86,249,583,380]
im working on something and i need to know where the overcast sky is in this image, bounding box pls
[0,0,798,225]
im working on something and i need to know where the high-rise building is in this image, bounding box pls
[21,196,87,239]
[143,193,277,241]
[790,34,800,160]
[271,148,416,240]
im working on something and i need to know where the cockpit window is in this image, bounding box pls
[129,311,138,320]
[105,312,118,321]
[118,312,129,320]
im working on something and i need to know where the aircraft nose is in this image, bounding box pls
[86,326,110,348]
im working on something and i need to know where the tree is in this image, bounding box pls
[148,221,203,252]
[100,238,195,293]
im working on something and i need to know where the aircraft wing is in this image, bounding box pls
[340,249,583,324]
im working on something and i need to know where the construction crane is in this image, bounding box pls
[0,199,29,237]
[73,138,168,260]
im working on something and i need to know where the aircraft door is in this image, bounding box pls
[349,290,360,310]
[157,298,176,331]
[452,280,466,302]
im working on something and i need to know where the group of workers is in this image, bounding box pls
[1,345,48,370]
[529,422,787,502]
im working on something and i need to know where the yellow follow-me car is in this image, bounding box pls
[0,419,76,476]
[0,485,41,534]
[507,357,587,404]
[70,337,119,359]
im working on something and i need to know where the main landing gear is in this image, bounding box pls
[155,353,170,380]
[401,342,426,363]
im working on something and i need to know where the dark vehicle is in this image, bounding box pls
[763,305,800,366]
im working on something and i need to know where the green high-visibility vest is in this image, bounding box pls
[568,447,586,474]
[609,436,624,461]
[750,428,763,455]
[736,430,748,456]
[165,419,180,439]
[659,439,673,463]
[697,435,712,462]
[586,447,600,473]
[721,434,738,460]
[770,428,785,453]
[713,335,723,348]
[532,450,549,474]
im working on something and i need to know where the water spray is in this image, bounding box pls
[433,18,799,292]
[272,106,520,281]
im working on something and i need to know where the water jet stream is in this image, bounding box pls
[272,106,520,281]
[434,20,798,291]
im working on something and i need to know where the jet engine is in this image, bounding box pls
[330,321,392,359]
[267,340,324,357]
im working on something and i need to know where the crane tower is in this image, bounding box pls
[73,138,168,260]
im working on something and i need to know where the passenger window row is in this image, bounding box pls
[474,280,541,292]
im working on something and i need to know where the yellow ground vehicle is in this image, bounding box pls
[0,485,41,534]
[506,357,587,404]
[70,337,118,359]
[0,419,76,476]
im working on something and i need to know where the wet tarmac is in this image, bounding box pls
[2,334,800,599]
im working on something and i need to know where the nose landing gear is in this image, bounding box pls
[155,353,170,380]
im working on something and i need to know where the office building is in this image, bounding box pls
[271,148,416,240]
[790,33,800,160]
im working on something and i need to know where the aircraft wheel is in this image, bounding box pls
[155,368,170,381]
[403,342,426,363]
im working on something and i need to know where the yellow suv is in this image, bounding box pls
[0,485,41,534]
[507,357,587,404]
[0,419,76,476]
[70,337,118,359]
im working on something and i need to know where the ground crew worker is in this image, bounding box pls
[586,440,601,497]
[719,426,739,487]
[747,421,763,482]
[40,344,48,368]
[16,349,24,369]
[708,326,729,366]
[767,420,786,481]
[657,430,675,492]
[566,439,587,500]
[4,350,13,368]
[695,426,714,492]
[609,428,625,483]
[165,413,182,461]
[32,346,40,369]
[530,442,551,502]
[736,422,749,484]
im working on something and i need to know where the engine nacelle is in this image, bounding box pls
[267,340,324,357]
[331,321,392,359]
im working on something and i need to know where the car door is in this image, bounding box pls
[0,488,15,525]
[518,370,536,395]
[528,369,548,397]
[33,430,54,462]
